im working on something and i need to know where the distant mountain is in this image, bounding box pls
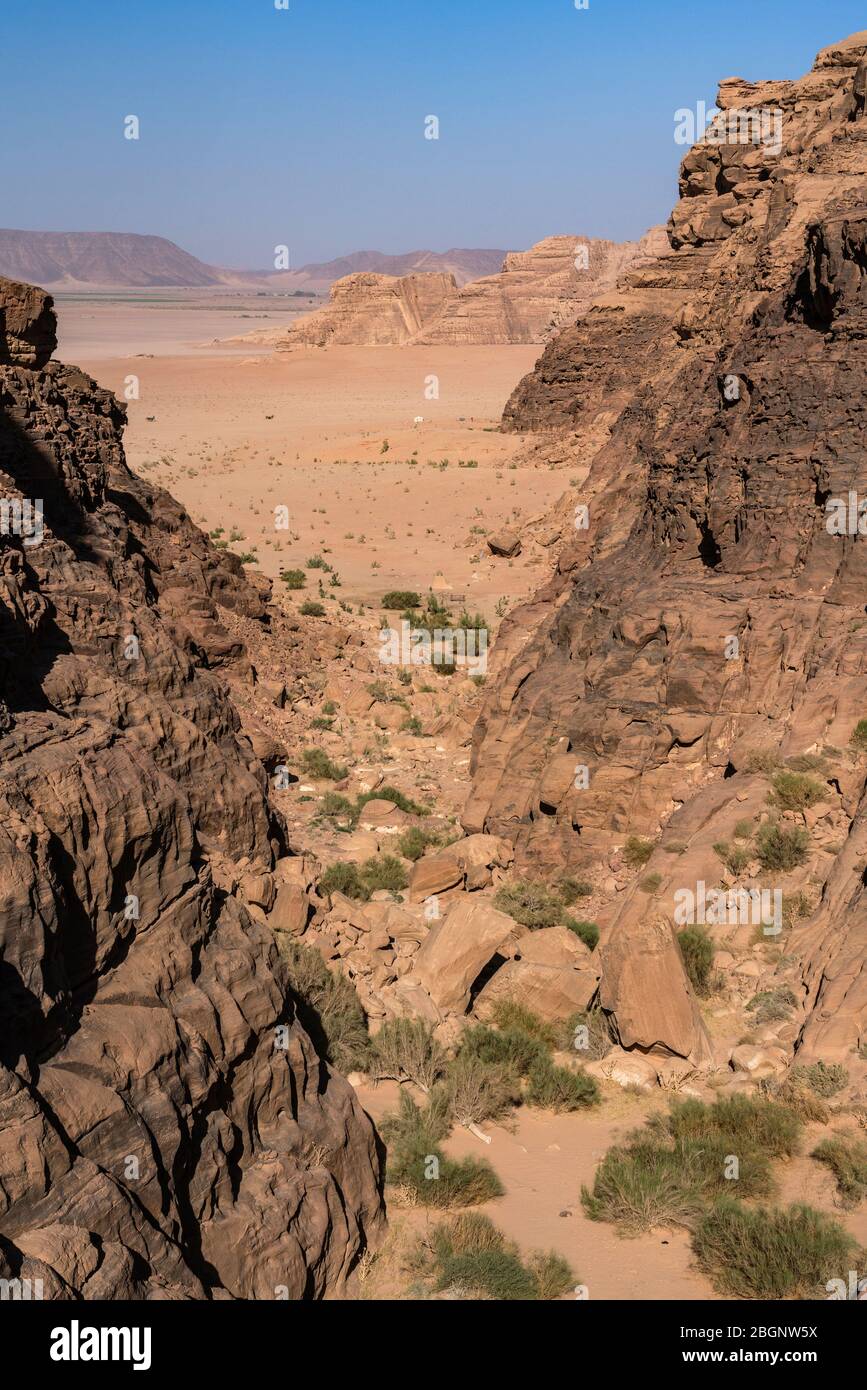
[274,248,508,291]
[0,229,508,291]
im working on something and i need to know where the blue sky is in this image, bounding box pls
[2,0,864,267]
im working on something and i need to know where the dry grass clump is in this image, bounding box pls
[812,1135,867,1209]
[369,1018,445,1091]
[417,1213,574,1301]
[693,1199,859,1299]
[277,937,370,1072]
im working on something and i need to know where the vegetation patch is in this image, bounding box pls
[693,1198,858,1299]
[677,925,715,996]
[811,1135,867,1209]
[419,1213,574,1301]
[277,937,369,1073]
[754,822,810,872]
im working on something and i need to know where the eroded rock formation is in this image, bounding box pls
[278,233,666,349]
[0,275,383,1299]
[468,34,867,1065]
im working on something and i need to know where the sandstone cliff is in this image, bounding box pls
[468,34,867,1066]
[277,232,666,349]
[0,274,383,1299]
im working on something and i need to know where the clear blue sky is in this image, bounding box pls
[2,0,864,268]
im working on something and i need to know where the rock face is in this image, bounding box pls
[467,33,867,1063]
[278,233,666,349]
[280,271,457,347]
[0,276,383,1298]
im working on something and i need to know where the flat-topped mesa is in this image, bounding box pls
[469,34,867,1067]
[0,272,383,1299]
[277,231,667,349]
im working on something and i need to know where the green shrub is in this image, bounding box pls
[755,822,810,871]
[493,880,563,929]
[746,987,797,1024]
[744,749,782,774]
[441,1054,521,1127]
[713,840,752,875]
[360,854,408,894]
[369,1018,445,1091]
[321,791,353,821]
[380,1092,502,1209]
[426,1214,574,1300]
[354,785,426,819]
[557,876,593,904]
[306,554,329,570]
[301,747,348,781]
[790,1061,849,1097]
[382,590,421,609]
[558,1007,614,1060]
[692,1199,858,1299]
[396,826,440,861]
[459,1024,549,1078]
[582,1138,714,1234]
[662,1095,801,1159]
[319,861,367,900]
[401,715,425,735]
[850,719,867,752]
[277,937,369,1072]
[770,771,825,813]
[281,568,306,589]
[526,1058,600,1111]
[733,818,754,840]
[640,872,663,894]
[563,917,599,951]
[300,600,326,617]
[489,1000,558,1049]
[678,925,715,996]
[623,836,654,868]
[811,1136,867,1209]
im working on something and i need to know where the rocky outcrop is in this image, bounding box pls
[467,33,867,1064]
[279,271,457,347]
[0,276,383,1298]
[278,233,666,349]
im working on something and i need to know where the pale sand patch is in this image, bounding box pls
[73,340,566,607]
[356,1079,719,1301]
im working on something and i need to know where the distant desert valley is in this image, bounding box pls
[2,26,867,1318]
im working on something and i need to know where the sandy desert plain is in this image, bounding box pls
[49,289,867,1301]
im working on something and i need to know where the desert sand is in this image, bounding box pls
[60,295,563,608]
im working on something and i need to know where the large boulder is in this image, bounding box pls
[473,926,600,1020]
[413,898,519,1012]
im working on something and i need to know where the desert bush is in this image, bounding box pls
[426,1215,574,1301]
[369,1018,445,1091]
[754,822,810,872]
[733,818,754,840]
[301,747,348,781]
[623,836,654,868]
[770,771,825,813]
[758,1076,830,1124]
[441,1054,521,1128]
[640,872,663,894]
[300,600,326,617]
[493,880,562,928]
[401,715,425,735]
[850,719,867,752]
[459,1024,549,1077]
[277,937,369,1072]
[582,1137,715,1234]
[319,861,368,900]
[489,1000,559,1050]
[281,568,306,589]
[692,1199,858,1299]
[790,1061,849,1098]
[662,1095,801,1159]
[380,1092,502,1209]
[382,590,421,610]
[526,1058,600,1111]
[361,854,408,894]
[713,840,752,876]
[321,791,353,821]
[396,826,440,861]
[558,1007,614,1060]
[811,1136,867,1209]
[746,987,797,1024]
[563,917,600,951]
[354,785,426,819]
[557,876,593,904]
[744,748,782,774]
[677,925,715,996]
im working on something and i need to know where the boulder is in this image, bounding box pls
[413,898,518,1012]
[408,852,464,902]
[486,528,522,558]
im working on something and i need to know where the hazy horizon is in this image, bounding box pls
[2,0,865,269]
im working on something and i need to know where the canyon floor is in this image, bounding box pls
[53,293,867,1301]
